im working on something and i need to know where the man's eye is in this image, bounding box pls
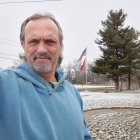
[29,39,38,45]
[45,39,57,45]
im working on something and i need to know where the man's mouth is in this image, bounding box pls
[33,54,52,61]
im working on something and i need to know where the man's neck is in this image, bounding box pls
[38,71,57,82]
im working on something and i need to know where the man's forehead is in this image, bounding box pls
[26,18,58,29]
[24,18,59,36]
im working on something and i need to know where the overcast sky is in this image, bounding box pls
[0,0,140,68]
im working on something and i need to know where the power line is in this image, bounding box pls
[0,42,19,48]
[0,52,19,61]
[0,56,19,61]
[0,37,20,49]
[0,0,62,4]
[0,52,19,57]
[0,38,19,45]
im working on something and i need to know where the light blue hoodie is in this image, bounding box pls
[0,61,91,140]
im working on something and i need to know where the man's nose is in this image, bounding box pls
[37,42,48,53]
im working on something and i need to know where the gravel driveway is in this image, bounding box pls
[81,91,140,140]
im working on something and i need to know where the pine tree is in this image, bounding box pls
[120,27,140,89]
[91,9,140,90]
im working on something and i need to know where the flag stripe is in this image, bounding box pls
[80,59,86,72]
[78,48,87,61]
[78,48,87,72]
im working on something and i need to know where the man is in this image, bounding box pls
[0,13,91,140]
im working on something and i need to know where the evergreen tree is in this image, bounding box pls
[91,9,140,90]
[120,27,140,89]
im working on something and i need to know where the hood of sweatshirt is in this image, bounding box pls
[14,61,66,91]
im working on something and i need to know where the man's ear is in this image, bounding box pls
[21,42,25,50]
[19,53,26,60]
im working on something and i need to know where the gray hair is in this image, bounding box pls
[20,12,64,67]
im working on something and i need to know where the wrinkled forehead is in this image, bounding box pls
[23,18,60,42]
[25,18,59,33]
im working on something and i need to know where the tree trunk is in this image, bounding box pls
[113,77,119,91]
[128,73,131,90]
[138,77,140,88]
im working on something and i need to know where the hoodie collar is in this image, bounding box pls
[14,61,66,90]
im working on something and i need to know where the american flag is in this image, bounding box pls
[78,48,87,72]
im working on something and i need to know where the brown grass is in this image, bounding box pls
[77,86,116,93]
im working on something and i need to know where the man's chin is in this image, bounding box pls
[33,64,52,73]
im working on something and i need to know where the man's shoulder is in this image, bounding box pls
[64,80,75,89]
[64,81,81,97]
[0,69,14,75]
[0,69,16,81]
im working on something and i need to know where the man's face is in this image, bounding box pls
[22,18,61,74]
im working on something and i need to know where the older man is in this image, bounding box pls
[0,13,91,140]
